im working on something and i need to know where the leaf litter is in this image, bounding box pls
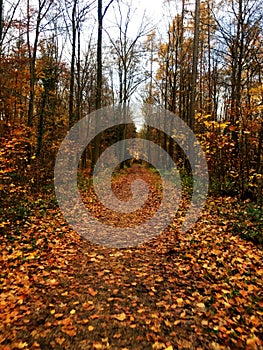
[0,166,262,349]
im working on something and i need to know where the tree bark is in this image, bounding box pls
[92,0,103,169]
[92,0,114,169]
[0,0,3,49]
[188,0,200,130]
[27,0,52,127]
[69,0,77,128]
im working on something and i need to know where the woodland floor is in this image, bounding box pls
[0,165,263,350]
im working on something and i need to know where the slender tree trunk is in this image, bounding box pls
[69,0,77,128]
[27,0,51,127]
[91,0,114,169]
[92,0,103,169]
[96,0,103,111]
[27,0,35,127]
[0,0,3,49]
[179,0,185,121]
[76,22,81,121]
[188,0,200,130]
[207,2,213,118]
[27,22,39,127]
[36,88,47,157]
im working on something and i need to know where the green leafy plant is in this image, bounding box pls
[233,203,263,244]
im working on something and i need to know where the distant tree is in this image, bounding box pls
[107,0,151,105]
[64,0,95,128]
[92,0,114,168]
[26,0,54,127]
[188,0,200,129]
[105,0,151,167]
[0,0,21,51]
[0,0,3,48]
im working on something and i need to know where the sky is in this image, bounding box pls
[103,0,171,40]
[100,1,165,101]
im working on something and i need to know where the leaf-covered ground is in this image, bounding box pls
[1,166,263,350]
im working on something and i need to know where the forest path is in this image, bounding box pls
[1,165,263,350]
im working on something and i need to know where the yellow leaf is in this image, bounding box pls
[176,298,184,307]
[48,279,57,284]
[164,319,172,327]
[150,325,160,332]
[0,221,9,227]
[137,308,146,313]
[70,309,76,315]
[152,342,166,349]
[114,312,126,321]
[196,302,206,311]
[88,325,94,331]
[210,343,221,350]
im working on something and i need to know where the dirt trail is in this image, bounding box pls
[0,166,262,349]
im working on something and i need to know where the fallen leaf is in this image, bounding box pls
[113,333,122,339]
[114,312,127,321]
[152,342,166,349]
[246,336,261,350]
[17,343,28,349]
[61,317,72,326]
[176,298,184,307]
[55,337,65,345]
[88,288,97,297]
[61,325,76,337]
[196,302,206,311]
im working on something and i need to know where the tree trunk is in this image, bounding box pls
[69,0,77,128]
[179,0,185,121]
[188,0,200,130]
[92,0,114,169]
[27,0,51,127]
[0,0,3,49]
[92,0,103,169]
[36,88,47,157]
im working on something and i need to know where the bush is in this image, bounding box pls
[232,202,263,244]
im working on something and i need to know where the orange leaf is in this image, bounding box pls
[88,288,97,297]
[61,317,72,326]
[235,327,243,333]
[55,337,65,345]
[61,325,76,337]
[113,333,121,339]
